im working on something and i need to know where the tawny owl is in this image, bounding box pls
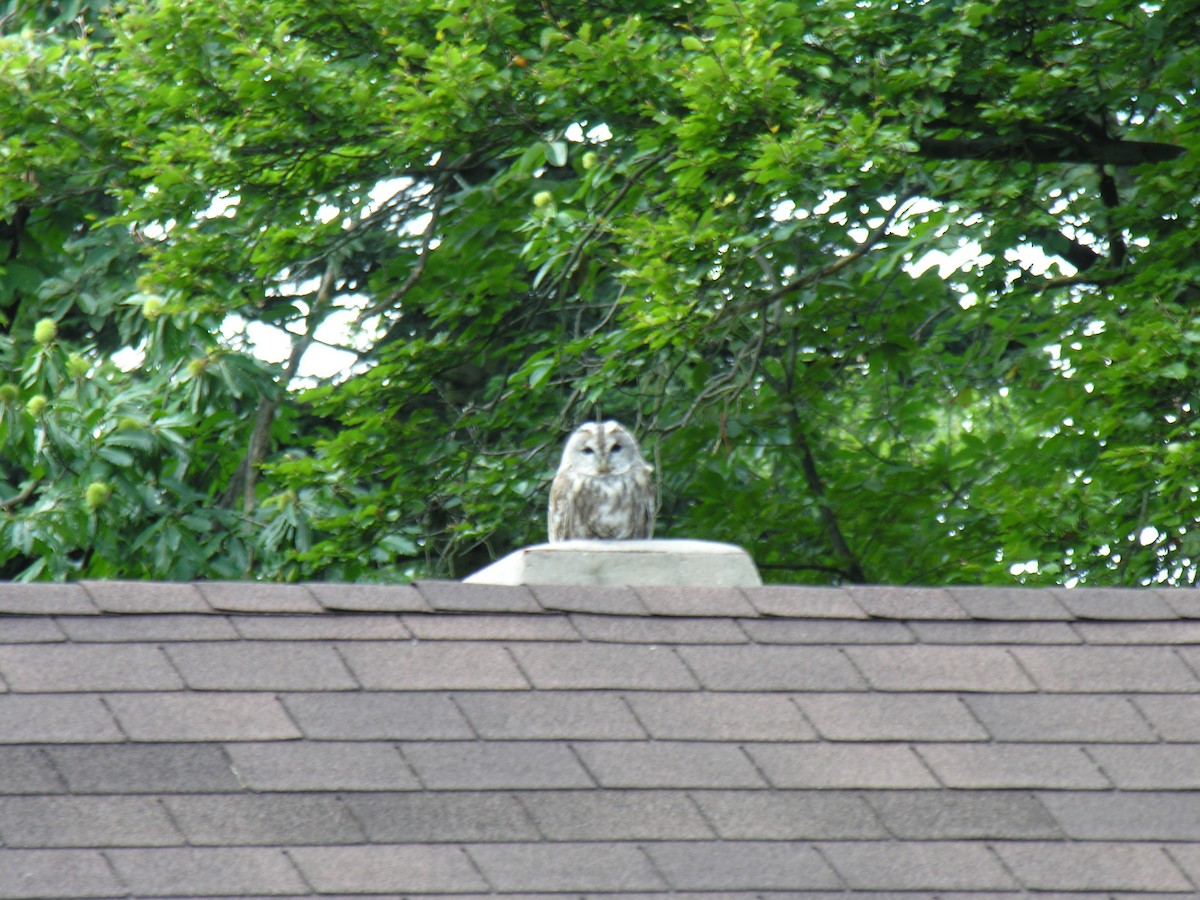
[548,421,656,542]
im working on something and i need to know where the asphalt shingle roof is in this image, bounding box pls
[3,580,1200,896]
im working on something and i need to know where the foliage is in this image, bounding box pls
[2,0,1199,584]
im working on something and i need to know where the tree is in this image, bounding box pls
[1,0,1198,585]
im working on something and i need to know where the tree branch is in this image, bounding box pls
[917,134,1184,167]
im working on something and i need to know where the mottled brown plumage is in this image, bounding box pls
[548,421,656,542]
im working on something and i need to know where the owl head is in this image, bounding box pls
[558,420,650,477]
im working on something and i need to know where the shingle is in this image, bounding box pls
[454,691,645,739]
[1076,621,1200,644]
[995,842,1192,892]
[1158,588,1200,618]
[282,691,473,740]
[105,692,302,741]
[232,614,409,640]
[511,643,697,690]
[0,796,182,847]
[740,618,913,644]
[0,644,184,692]
[847,646,1035,692]
[196,581,322,613]
[819,842,1015,891]
[1134,695,1200,740]
[165,794,365,845]
[865,791,1061,839]
[908,621,1080,644]
[1053,587,1178,620]
[740,585,866,619]
[57,614,239,642]
[0,618,64,642]
[346,792,539,842]
[965,694,1157,742]
[574,741,766,788]
[401,613,578,641]
[0,695,122,743]
[225,742,418,791]
[468,843,665,892]
[400,741,593,789]
[0,849,123,898]
[646,842,841,891]
[0,583,97,615]
[307,582,430,612]
[517,790,713,840]
[106,847,309,896]
[290,845,488,894]
[165,642,359,690]
[945,587,1073,621]
[844,585,967,620]
[797,693,987,741]
[80,580,210,614]
[48,744,240,793]
[694,790,886,839]
[340,641,529,690]
[627,692,815,741]
[746,743,938,788]
[0,748,62,794]
[415,580,539,613]
[1013,646,1200,691]
[1163,845,1200,888]
[529,583,648,615]
[678,645,866,691]
[634,585,757,617]
[1039,791,1200,840]
[569,614,748,644]
[1088,744,1200,788]
[916,744,1111,789]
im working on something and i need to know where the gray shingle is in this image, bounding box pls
[745,744,939,789]
[740,618,913,644]
[401,613,579,641]
[0,849,123,898]
[400,741,593,789]
[80,580,210,614]
[291,844,488,894]
[944,586,1073,620]
[196,581,322,613]
[454,691,645,739]
[1013,645,1200,692]
[0,583,97,615]
[570,613,748,644]
[307,581,430,612]
[105,692,302,741]
[995,842,1192,892]
[232,613,409,640]
[57,614,239,642]
[1134,695,1200,740]
[647,842,841,891]
[0,618,63,642]
[468,843,665,892]
[1053,586,1178,620]
[678,645,866,691]
[346,792,539,842]
[0,747,62,794]
[1088,744,1200,788]
[846,646,1036,692]
[865,790,1061,839]
[844,585,967,620]
[0,796,180,848]
[0,695,122,743]
[225,742,418,791]
[512,643,698,690]
[529,583,648,615]
[908,621,1080,644]
[1076,620,1200,644]
[415,580,539,613]
[740,585,866,619]
[694,790,886,839]
[965,694,1157,742]
[517,790,713,840]
[634,584,757,617]
[165,794,365,845]
[627,692,815,741]
[0,644,184,692]
[340,641,530,690]
[1039,791,1200,839]
[1164,844,1200,889]
[47,744,240,793]
[819,842,1016,890]
[165,642,359,691]
[106,847,309,896]
[574,741,766,788]
[282,691,473,740]
[916,744,1111,789]
[797,693,987,741]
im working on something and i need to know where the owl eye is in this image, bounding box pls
[611,443,623,453]
[581,446,595,455]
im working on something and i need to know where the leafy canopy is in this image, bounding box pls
[2,0,1198,585]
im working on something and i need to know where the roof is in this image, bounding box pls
[3,579,1200,897]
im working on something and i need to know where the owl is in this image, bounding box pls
[548,420,656,542]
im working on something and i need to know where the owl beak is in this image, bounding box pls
[596,463,612,475]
